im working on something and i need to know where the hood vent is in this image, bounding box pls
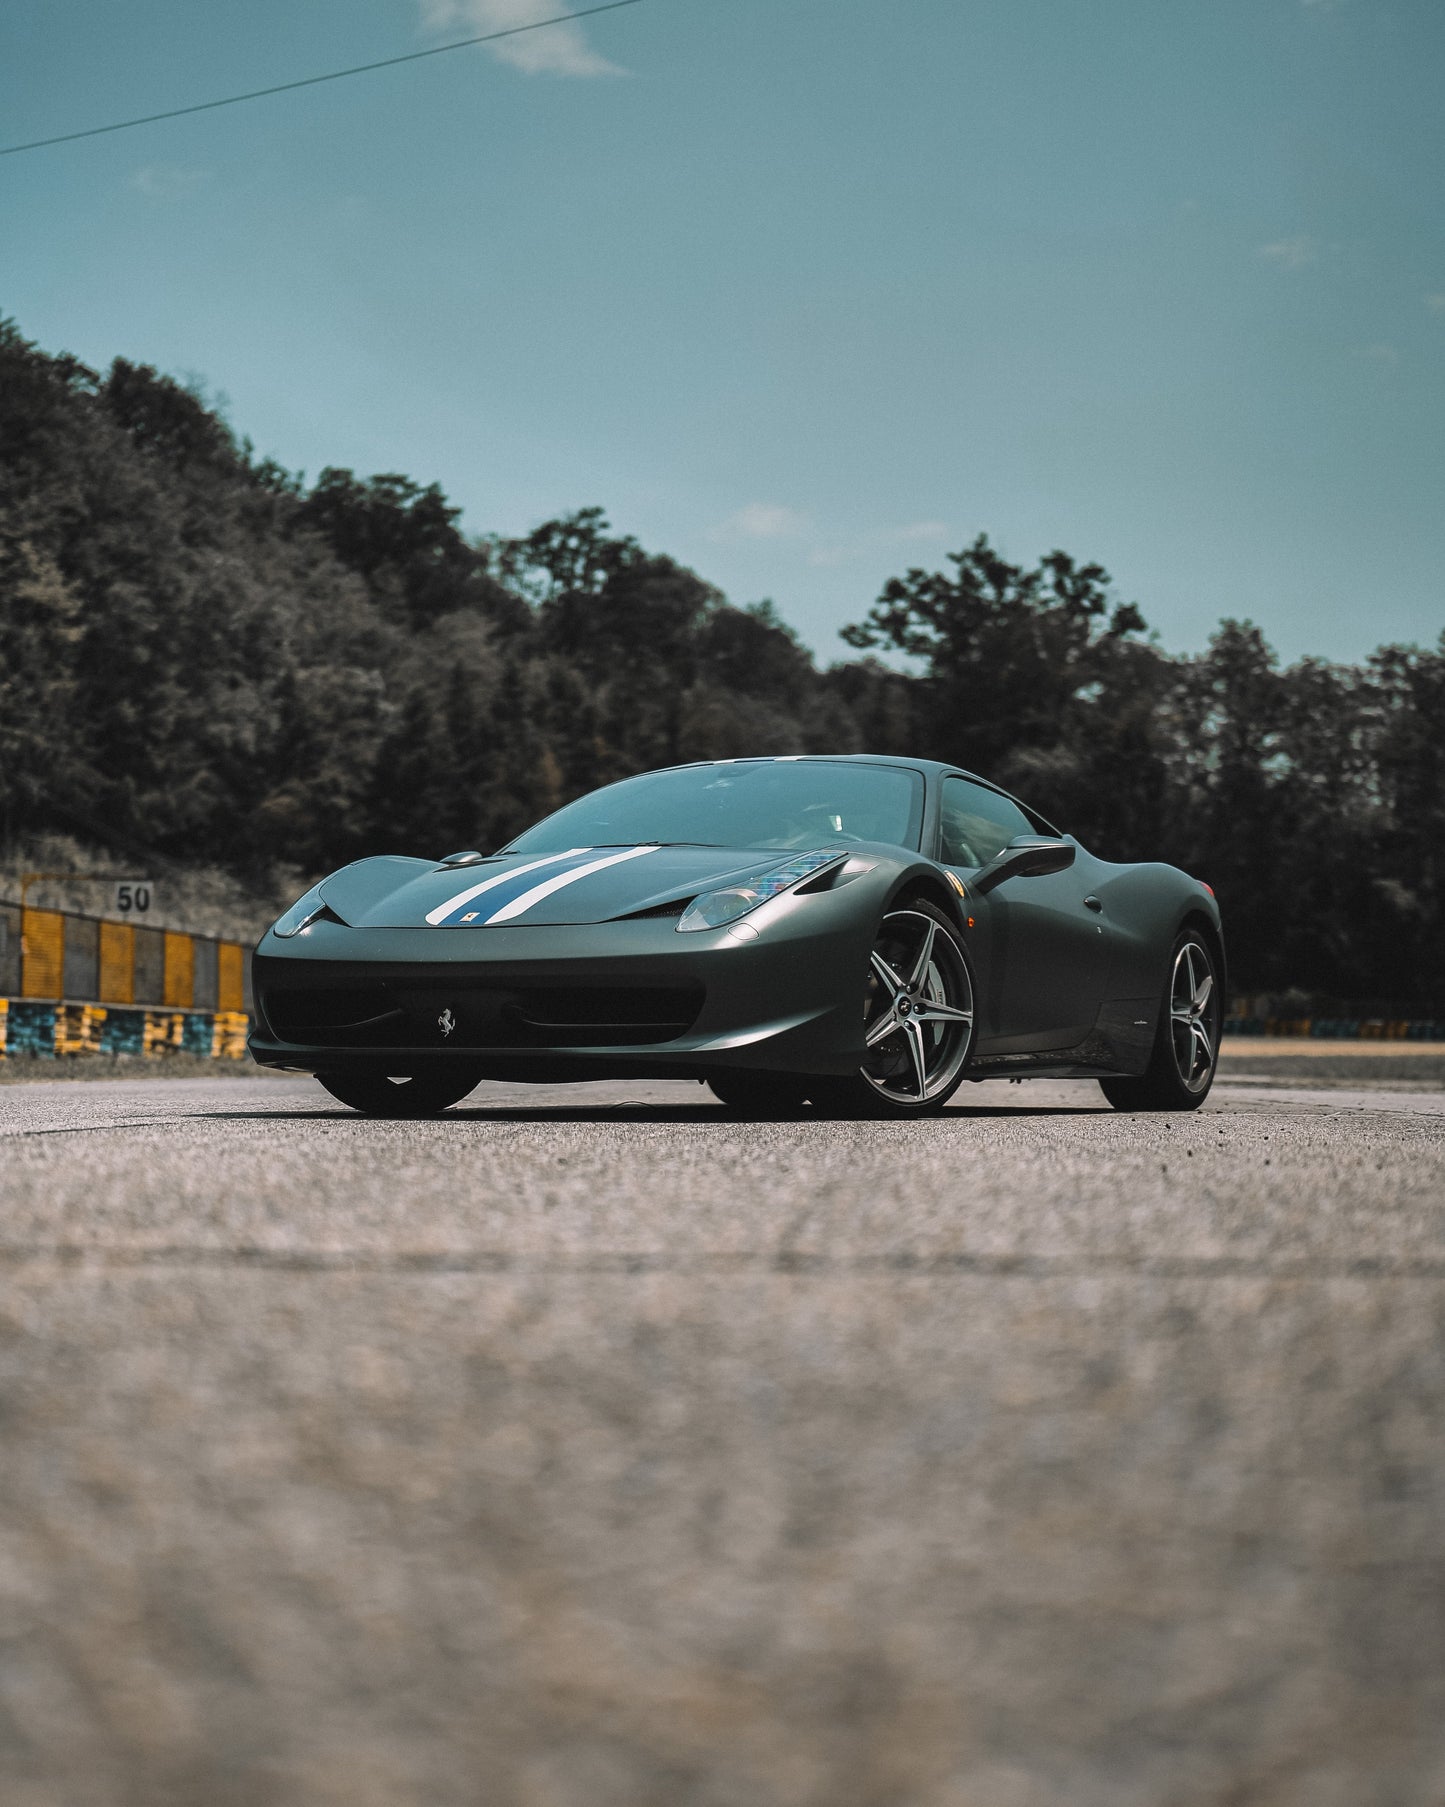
[617,897,693,921]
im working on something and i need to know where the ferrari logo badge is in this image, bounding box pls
[438,1008,455,1038]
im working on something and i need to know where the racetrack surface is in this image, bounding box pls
[2,1074,1443,1807]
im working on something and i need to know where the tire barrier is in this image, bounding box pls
[0,898,252,1060]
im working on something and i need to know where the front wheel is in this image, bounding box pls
[810,901,976,1119]
[708,1071,812,1117]
[1100,931,1221,1113]
[315,1070,480,1117]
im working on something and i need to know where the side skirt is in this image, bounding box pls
[968,1001,1157,1081]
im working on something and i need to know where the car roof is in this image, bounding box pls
[668,752,993,788]
[656,755,1059,834]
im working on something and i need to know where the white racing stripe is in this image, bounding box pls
[425,849,591,925]
[484,844,662,924]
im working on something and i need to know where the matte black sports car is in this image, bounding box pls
[249,755,1224,1117]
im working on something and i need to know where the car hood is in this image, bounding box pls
[317,844,833,929]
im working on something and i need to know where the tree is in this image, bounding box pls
[296,468,524,630]
[4,309,1441,1007]
[840,535,1151,834]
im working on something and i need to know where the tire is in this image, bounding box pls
[1100,930,1221,1113]
[315,1070,480,1117]
[809,900,976,1120]
[708,1071,812,1117]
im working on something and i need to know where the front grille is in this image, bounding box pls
[268,987,396,1036]
[263,980,704,1049]
[514,984,700,1031]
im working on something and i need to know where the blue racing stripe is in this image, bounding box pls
[432,850,600,925]
[484,844,661,923]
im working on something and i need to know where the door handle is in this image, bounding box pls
[1083,895,1103,912]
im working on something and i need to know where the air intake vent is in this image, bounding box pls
[619,897,692,920]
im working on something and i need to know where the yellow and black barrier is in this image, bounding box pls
[1224,1013,1445,1041]
[0,899,252,1060]
[0,999,251,1060]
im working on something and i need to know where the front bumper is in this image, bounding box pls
[248,901,875,1082]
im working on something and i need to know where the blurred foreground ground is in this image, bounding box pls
[1,1070,1442,1806]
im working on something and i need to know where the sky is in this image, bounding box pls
[2,0,1443,665]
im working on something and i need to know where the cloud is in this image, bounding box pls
[708,503,810,544]
[707,509,949,563]
[419,0,624,76]
[1258,235,1319,270]
[1426,292,1445,313]
[809,521,951,569]
[129,163,210,198]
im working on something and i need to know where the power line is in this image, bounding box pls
[0,0,646,158]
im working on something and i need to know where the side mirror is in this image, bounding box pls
[972,836,1076,895]
[438,849,488,868]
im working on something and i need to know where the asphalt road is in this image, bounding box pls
[1,1072,1443,1807]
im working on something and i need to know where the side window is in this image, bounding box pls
[939,777,1034,868]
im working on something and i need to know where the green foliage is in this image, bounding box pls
[296,467,525,631]
[843,562,1445,1005]
[1,315,1441,1004]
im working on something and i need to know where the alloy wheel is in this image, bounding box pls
[860,909,975,1106]
[1169,941,1217,1093]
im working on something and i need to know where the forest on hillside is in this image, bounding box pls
[1,316,1441,1005]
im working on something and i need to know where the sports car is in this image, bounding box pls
[249,755,1224,1117]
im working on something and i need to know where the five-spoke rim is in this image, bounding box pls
[1170,941,1217,1093]
[861,910,974,1105]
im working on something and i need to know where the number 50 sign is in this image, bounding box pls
[114,882,154,915]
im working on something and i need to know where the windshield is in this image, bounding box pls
[506,761,924,855]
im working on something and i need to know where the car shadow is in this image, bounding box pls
[191,1101,1112,1125]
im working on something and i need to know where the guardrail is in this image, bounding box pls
[0,898,252,1060]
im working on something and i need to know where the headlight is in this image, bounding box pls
[677,849,844,933]
[271,881,329,938]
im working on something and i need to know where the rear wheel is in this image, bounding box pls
[315,1071,480,1117]
[1100,931,1220,1113]
[810,902,976,1119]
